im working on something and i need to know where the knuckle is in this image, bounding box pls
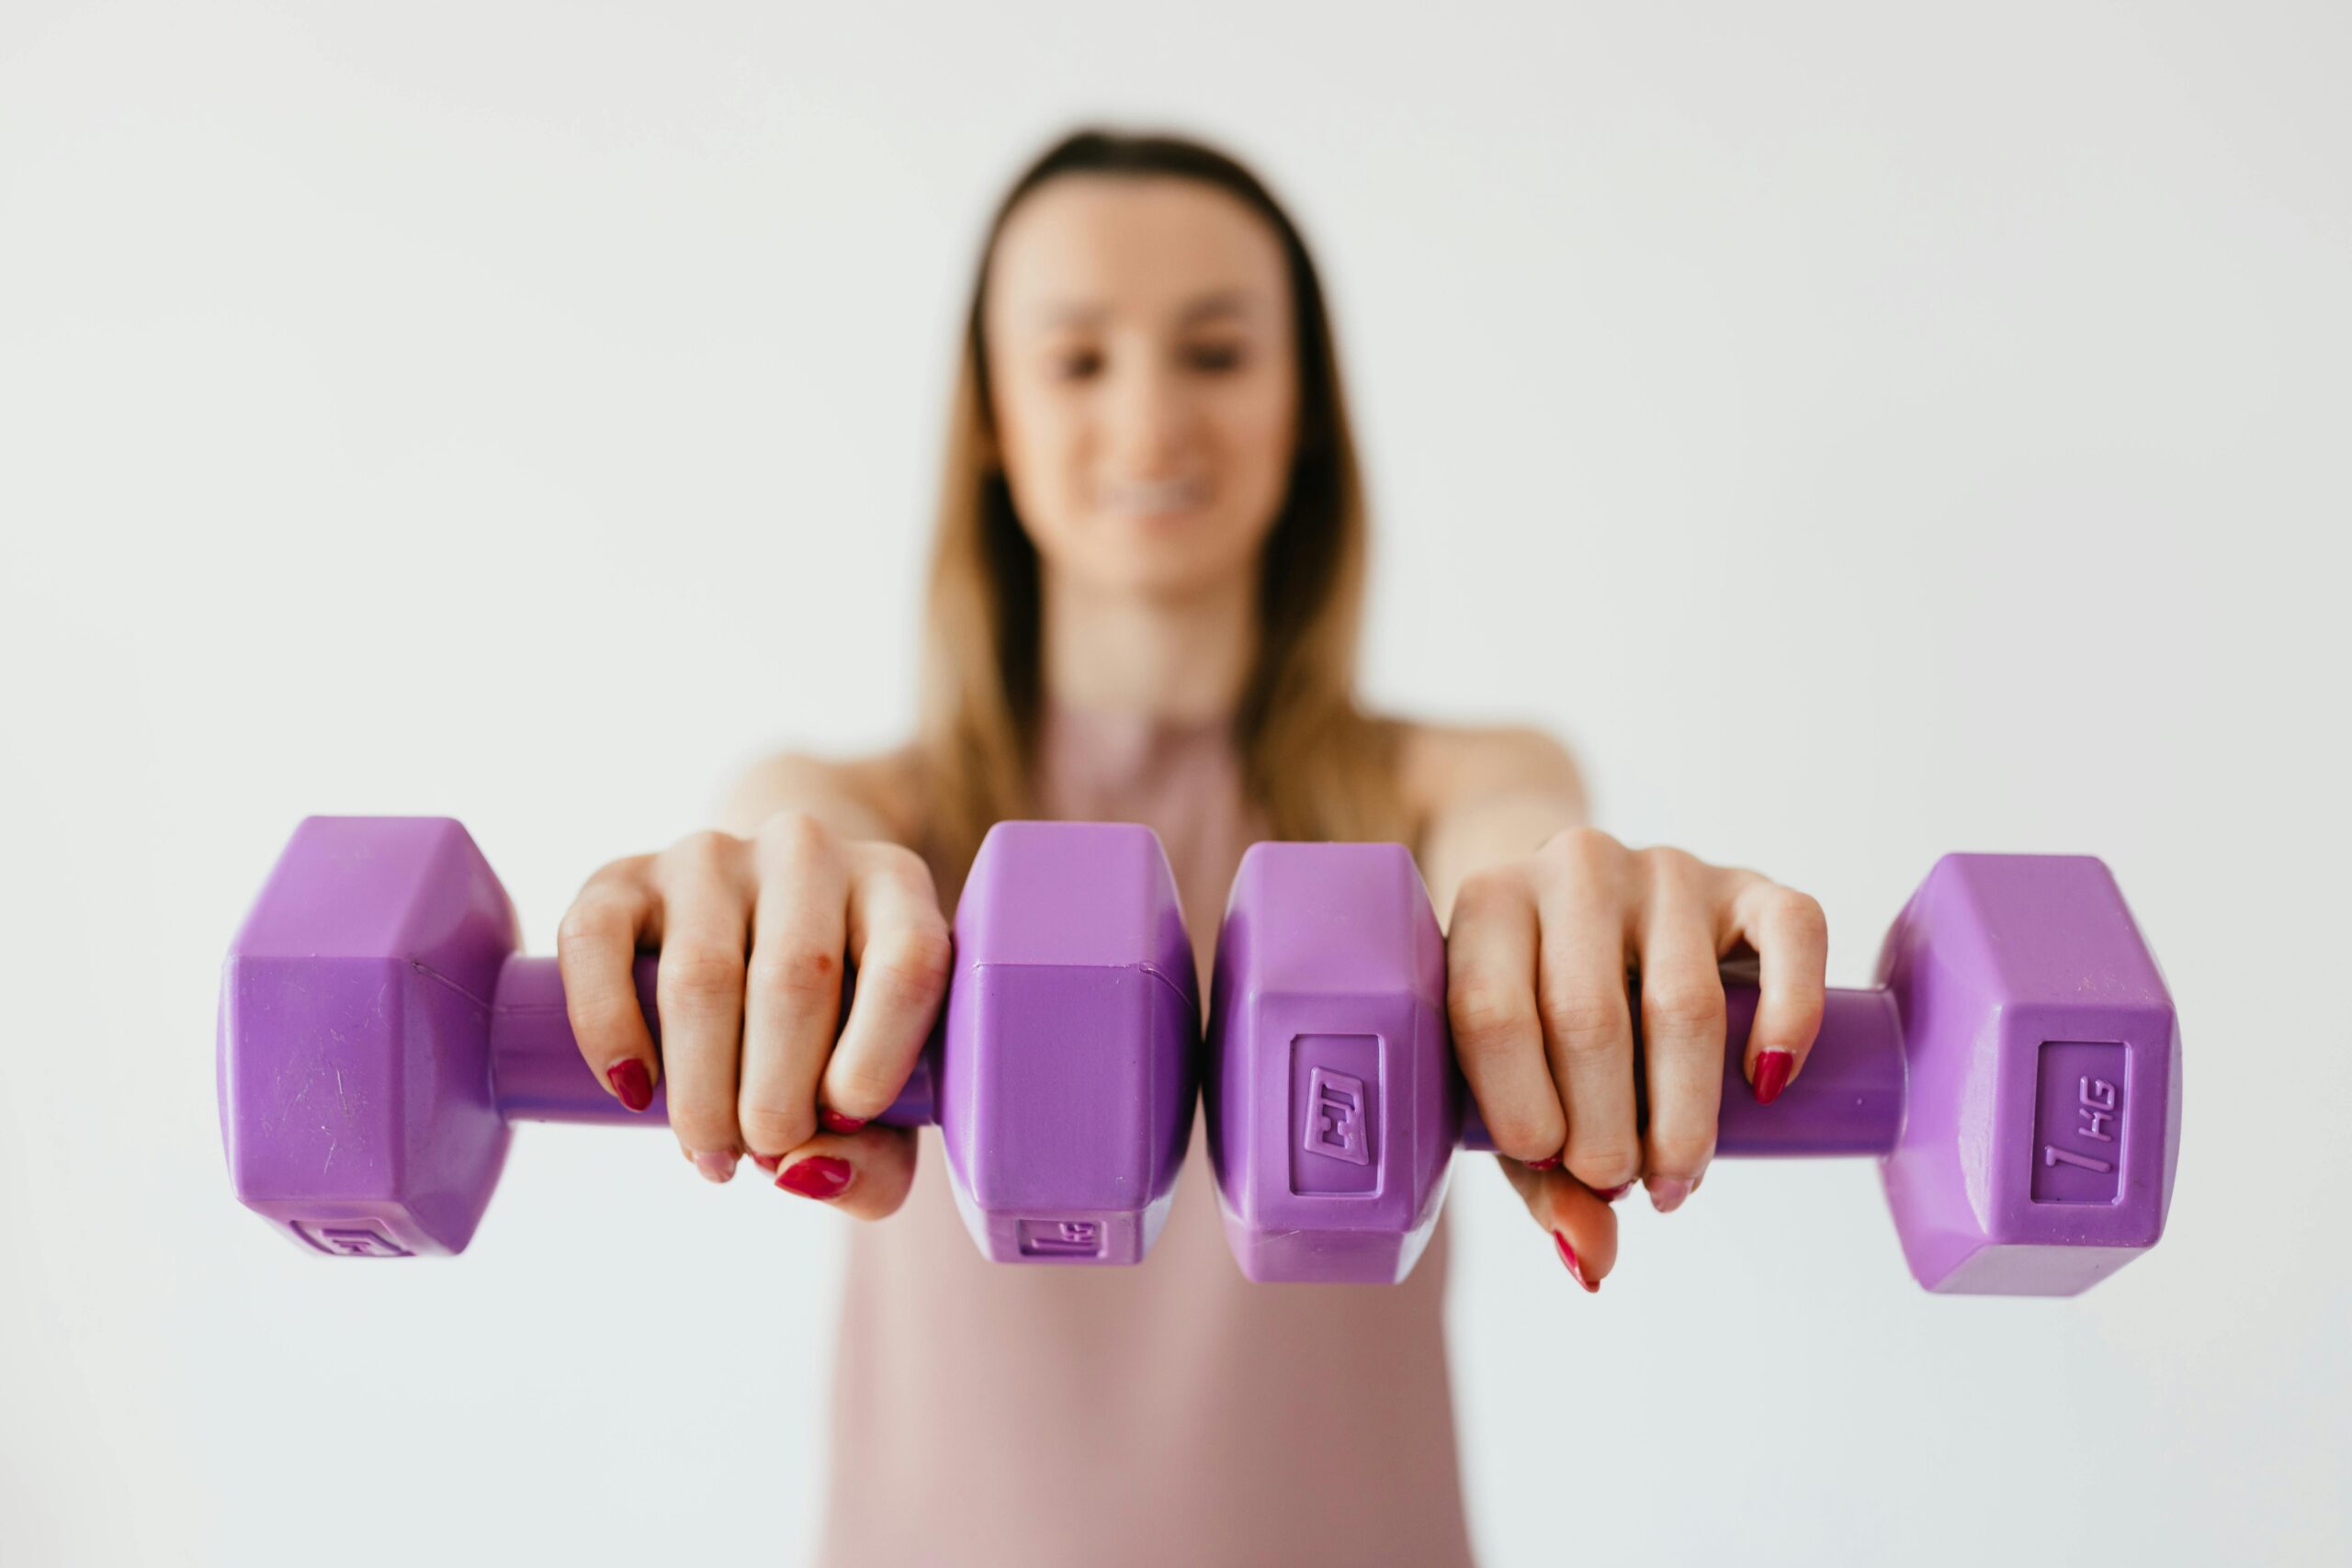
[555,904,608,951]
[1449,980,1533,1056]
[1646,1125,1715,1175]
[827,1057,907,1116]
[749,943,842,1004]
[662,946,746,1006]
[1642,976,1726,1033]
[1482,1100,1557,1157]
[864,926,953,1003]
[569,987,645,1039]
[1538,825,1621,874]
[756,808,836,863]
[868,840,938,889]
[557,885,638,946]
[1541,989,1628,1060]
[1638,843,1702,881]
[668,827,741,873]
[1452,864,1517,912]
[571,860,644,904]
[1775,886,1828,938]
[738,1100,817,1152]
[1566,1137,1643,1189]
[664,1093,737,1150]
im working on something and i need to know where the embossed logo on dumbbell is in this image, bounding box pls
[2030,1041,2128,1204]
[2046,1077,2120,1176]
[291,1221,413,1258]
[1017,1219,1102,1257]
[1304,1067,1371,1166]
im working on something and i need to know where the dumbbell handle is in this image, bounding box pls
[492,960,1894,1150]
[487,954,935,1127]
[1457,982,1902,1156]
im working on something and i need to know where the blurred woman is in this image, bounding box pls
[560,127,1827,1566]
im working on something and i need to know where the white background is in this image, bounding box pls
[4,2,2346,1563]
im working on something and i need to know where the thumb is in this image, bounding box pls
[1498,1156,1622,1293]
[757,1123,920,1220]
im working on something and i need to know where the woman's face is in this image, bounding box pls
[981,174,1302,601]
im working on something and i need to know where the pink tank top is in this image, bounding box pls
[816,694,1474,1567]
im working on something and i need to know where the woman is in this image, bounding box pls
[558,128,1829,1566]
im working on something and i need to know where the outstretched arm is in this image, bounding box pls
[1406,719,1829,1294]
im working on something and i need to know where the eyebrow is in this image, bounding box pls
[1032,290,1261,330]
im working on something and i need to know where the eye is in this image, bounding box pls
[1187,341,1247,372]
[1053,349,1103,381]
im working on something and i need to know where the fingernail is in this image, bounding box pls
[1648,1177,1694,1213]
[820,1108,868,1135]
[1552,1231,1600,1293]
[1525,1154,1560,1171]
[605,1059,653,1112]
[693,1149,738,1184]
[1596,1181,1634,1203]
[749,1151,781,1173]
[776,1156,854,1201]
[1753,1049,1795,1105]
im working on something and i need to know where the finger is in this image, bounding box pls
[1633,852,1726,1213]
[738,816,851,1159]
[651,832,753,1179]
[1532,832,1641,1193]
[1723,874,1830,1104]
[557,862,660,1112]
[1497,1157,1620,1292]
[822,843,954,1122]
[758,1123,920,1221]
[1445,866,1562,1164]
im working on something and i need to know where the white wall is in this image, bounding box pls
[3,2,2345,1562]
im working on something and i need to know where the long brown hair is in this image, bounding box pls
[915,127,1414,889]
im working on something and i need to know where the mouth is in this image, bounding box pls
[1100,476,1210,522]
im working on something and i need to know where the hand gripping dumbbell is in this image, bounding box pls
[219,816,1201,1263]
[1204,842,2181,1293]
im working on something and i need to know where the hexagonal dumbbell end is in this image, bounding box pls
[219,816,1197,1263]
[1204,841,1459,1284]
[935,820,1202,1264]
[217,817,526,1257]
[1865,853,2180,1294]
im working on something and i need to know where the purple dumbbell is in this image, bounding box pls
[1205,841,2181,1293]
[219,817,1199,1263]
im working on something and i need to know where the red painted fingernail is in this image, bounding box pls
[749,1152,781,1173]
[1553,1231,1600,1293]
[820,1108,868,1134]
[1596,1181,1634,1203]
[1753,1049,1795,1105]
[605,1060,653,1112]
[775,1156,854,1201]
[1526,1155,1560,1171]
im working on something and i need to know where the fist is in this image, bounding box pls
[1444,828,1828,1290]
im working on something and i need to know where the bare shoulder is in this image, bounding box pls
[1392,715,1589,824]
[719,739,928,844]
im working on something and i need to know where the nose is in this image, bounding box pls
[1104,351,1193,474]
